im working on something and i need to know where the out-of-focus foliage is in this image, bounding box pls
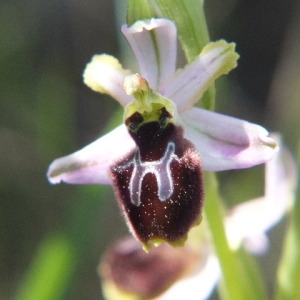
[0,0,299,299]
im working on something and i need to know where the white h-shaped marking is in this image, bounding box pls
[129,142,175,206]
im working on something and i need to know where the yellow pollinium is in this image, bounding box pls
[141,213,203,252]
[142,236,187,253]
[102,281,140,300]
[123,74,179,126]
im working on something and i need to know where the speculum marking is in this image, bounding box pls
[129,142,175,206]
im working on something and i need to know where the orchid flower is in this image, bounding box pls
[47,18,278,249]
[100,233,220,300]
[99,136,297,300]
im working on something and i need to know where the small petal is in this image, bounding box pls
[226,135,297,253]
[47,125,135,185]
[156,253,220,300]
[181,107,278,171]
[225,196,270,253]
[265,134,297,201]
[122,18,177,90]
[160,40,239,111]
[243,233,269,255]
[83,54,133,107]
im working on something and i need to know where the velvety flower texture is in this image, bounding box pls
[156,135,297,300]
[99,136,297,300]
[47,18,278,247]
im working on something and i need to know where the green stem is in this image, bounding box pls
[275,144,300,300]
[127,0,155,25]
[205,172,267,300]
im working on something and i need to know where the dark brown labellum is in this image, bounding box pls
[100,236,201,299]
[111,112,204,249]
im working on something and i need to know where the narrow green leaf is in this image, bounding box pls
[276,145,300,300]
[204,172,267,300]
[151,0,215,110]
[152,0,209,61]
[15,235,76,300]
[236,248,268,300]
[127,0,155,25]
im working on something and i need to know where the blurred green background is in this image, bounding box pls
[1,0,299,299]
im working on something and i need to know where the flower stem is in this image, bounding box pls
[275,143,300,300]
[127,0,155,25]
[204,172,267,300]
